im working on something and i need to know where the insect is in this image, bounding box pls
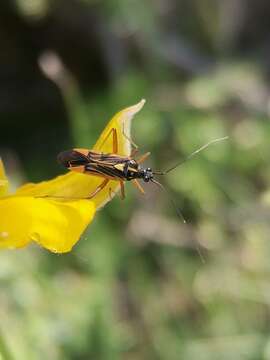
[57,127,155,200]
[57,127,227,262]
[57,127,227,205]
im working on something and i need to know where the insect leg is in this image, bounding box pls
[122,123,139,156]
[112,128,118,153]
[136,152,151,164]
[37,180,109,200]
[120,181,125,200]
[109,187,114,200]
[132,179,145,195]
[97,128,118,153]
[87,179,109,199]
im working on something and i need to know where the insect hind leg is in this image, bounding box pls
[87,179,109,199]
[122,123,139,156]
[97,128,118,154]
[36,179,109,201]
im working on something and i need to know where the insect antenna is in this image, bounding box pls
[151,179,186,224]
[153,136,228,176]
[151,178,205,263]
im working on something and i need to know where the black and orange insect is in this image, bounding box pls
[57,127,227,203]
[57,127,154,200]
[57,128,227,261]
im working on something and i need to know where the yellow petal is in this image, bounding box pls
[0,196,95,253]
[0,159,9,197]
[0,101,145,253]
[16,100,146,209]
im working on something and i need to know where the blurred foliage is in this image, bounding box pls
[1,0,270,359]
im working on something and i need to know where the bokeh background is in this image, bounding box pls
[1,0,270,359]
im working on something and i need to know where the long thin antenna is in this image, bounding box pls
[151,179,186,224]
[154,136,228,175]
[151,179,205,263]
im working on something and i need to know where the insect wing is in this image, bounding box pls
[85,152,130,180]
[58,149,134,180]
[57,150,90,168]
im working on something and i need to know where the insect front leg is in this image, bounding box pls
[132,179,145,195]
[136,152,151,164]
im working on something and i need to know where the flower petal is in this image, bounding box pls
[0,159,9,197]
[0,101,145,253]
[16,100,146,209]
[0,196,95,253]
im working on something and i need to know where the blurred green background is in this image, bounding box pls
[1,0,270,359]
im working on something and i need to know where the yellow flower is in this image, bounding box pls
[0,100,145,253]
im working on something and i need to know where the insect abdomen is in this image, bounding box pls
[57,150,89,168]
